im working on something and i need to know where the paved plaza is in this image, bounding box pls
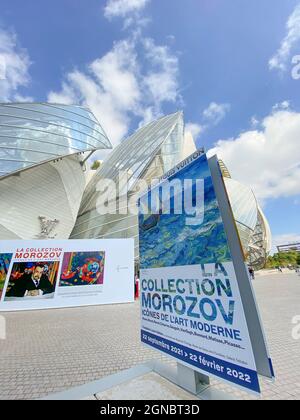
[0,273,299,400]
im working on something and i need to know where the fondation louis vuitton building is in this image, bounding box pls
[0,104,271,269]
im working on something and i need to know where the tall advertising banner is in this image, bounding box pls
[139,151,274,395]
[0,239,134,311]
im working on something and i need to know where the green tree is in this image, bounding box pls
[91,160,101,171]
[266,251,299,268]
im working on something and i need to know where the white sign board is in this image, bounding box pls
[139,152,274,395]
[0,239,134,311]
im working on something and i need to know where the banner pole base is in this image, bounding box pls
[177,363,210,395]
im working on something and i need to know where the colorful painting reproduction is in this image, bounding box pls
[4,261,60,300]
[139,153,231,269]
[0,254,13,299]
[59,252,105,287]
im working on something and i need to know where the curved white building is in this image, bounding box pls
[221,164,272,270]
[0,103,112,239]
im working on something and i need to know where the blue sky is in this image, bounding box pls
[0,0,300,249]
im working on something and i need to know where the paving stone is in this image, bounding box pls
[0,273,299,400]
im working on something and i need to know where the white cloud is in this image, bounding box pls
[203,102,230,125]
[185,122,204,140]
[208,108,300,202]
[50,0,178,151]
[143,38,179,105]
[14,94,34,102]
[50,1,180,152]
[90,40,141,111]
[272,100,290,111]
[250,116,260,128]
[183,102,231,143]
[48,39,139,147]
[48,37,181,148]
[269,3,300,72]
[0,28,31,102]
[104,0,149,19]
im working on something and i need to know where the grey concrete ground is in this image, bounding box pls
[94,372,198,400]
[0,273,299,400]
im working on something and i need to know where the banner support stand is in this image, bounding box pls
[152,360,235,400]
[177,363,210,394]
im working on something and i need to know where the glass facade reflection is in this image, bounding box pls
[0,103,111,177]
[0,103,112,240]
[71,112,185,258]
[222,167,272,270]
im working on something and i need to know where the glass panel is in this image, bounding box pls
[0,103,112,176]
[72,112,185,241]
